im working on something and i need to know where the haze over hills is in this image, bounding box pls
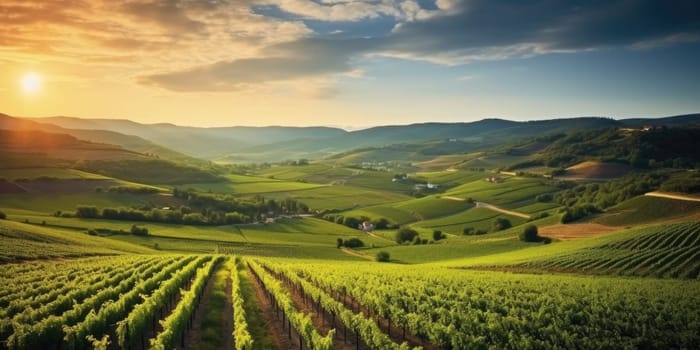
[2,112,699,163]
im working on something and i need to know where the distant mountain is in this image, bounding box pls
[30,116,348,158]
[5,112,699,163]
[0,114,194,162]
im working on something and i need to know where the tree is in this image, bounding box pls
[491,218,512,232]
[432,230,445,241]
[376,251,390,262]
[76,205,100,218]
[336,238,343,248]
[0,210,5,220]
[519,224,539,242]
[395,227,418,243]
[372,218,390,230]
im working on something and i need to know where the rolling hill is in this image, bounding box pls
[5,112,697,163]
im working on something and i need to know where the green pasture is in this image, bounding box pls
[414,170,486,185]
[458,153,532,170]
[178,180,323,195]
[368,236,528,264]
[445,177,558,207]
[0,167,110,180]
[594,196,700,226]
[0,192,179,213]
[258,185,411,210]
[338,206,418,224]
[414,207,528,235]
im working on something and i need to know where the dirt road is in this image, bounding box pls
[644,191,700,202]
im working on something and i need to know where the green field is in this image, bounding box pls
[2,138,699,350]
[595,195,700,226]
[0,168,110,180]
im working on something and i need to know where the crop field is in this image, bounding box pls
[414,207,527,235]
[0,192,177,213]
[257,259,700,349]
[444,177,558,207]
[0,168,110,180]
[181,180,324,195]
[0,220,155,262]
[510,222,700,278]
[594,195,700,226]
[413,170,486,185]
[1,160,699,350]
[259,185,412,210]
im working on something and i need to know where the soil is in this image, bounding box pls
[223,271,234,350]
[283,276,357,350]
[539,223,620,240]
[184,267,217,350]
[246,266,295,349]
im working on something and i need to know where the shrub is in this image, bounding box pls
[536,193,553,202]
[372,218,390,230]
[0,211,5,220]
[519,225,539,242]
[337,238,343,248]
[432,230,446,241]
[395,227,419,243]
[376,251,390,262]
[343,238,365,248]
[463,227,488,235]
[130,225,149,236]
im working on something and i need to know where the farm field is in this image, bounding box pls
[2,120,700,349]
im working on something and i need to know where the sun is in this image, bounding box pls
[21,73,42,94]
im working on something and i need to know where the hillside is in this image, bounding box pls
[8,112,698,163]
[0,114,195,162]
[510,125,700,169]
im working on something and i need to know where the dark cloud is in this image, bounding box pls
[143,0,700,91]
[386,0,700,58]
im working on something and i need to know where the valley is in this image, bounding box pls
[1,113,699,349]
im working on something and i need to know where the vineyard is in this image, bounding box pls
[2,253,698,350]
[510,221,700,278]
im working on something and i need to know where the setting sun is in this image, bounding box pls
[20,72,42,94]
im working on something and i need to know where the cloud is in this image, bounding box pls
[142,37,375,91]
[381,0,700,63]
[4,0,698,94]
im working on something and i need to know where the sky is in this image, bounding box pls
[1,0,699,128]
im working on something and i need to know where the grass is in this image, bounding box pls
[370,236,529,264]
[445,177,558,207]
[258,185,411,210]
[238,264,277,350]
[0,192,179,213]
[594,196,700,226]
[178,180,324,195]
[196,261,230,350]
[0,168,110,180]
[0,219,155,262]
[415,207,528,235]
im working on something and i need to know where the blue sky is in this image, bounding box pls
[1,0,699,127]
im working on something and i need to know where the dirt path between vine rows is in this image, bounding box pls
[246,266,296,349]
[223,271,235,350]
[283,276,358,350]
